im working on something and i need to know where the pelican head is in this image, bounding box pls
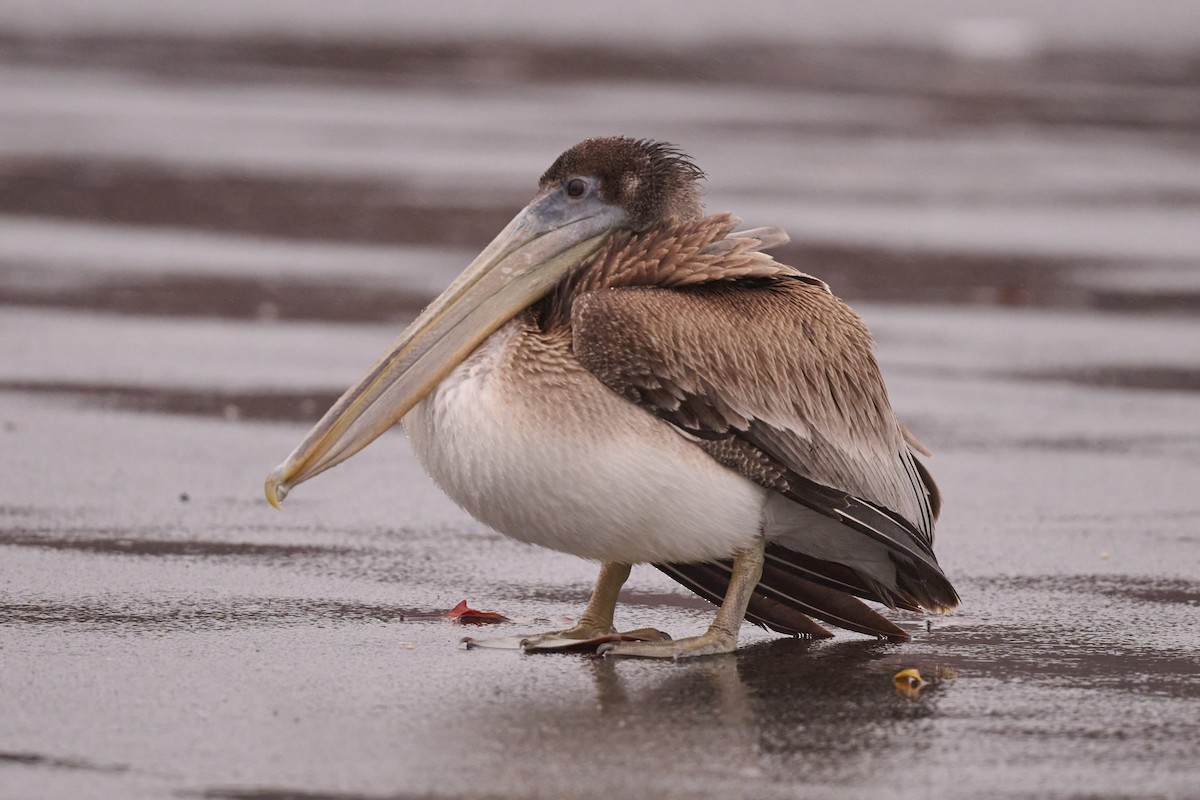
[265,137,706,506]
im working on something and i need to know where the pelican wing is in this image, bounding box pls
[571,275,957,631]
[571,276,935,533]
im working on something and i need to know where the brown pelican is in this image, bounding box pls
[265,137,958,658]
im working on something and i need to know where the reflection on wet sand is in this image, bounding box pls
[435,638,943,799]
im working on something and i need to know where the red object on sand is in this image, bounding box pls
[445,600,509,624]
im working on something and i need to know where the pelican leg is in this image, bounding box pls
[519,562,669,651]
[463,562,670,652]
[598,536,765,659]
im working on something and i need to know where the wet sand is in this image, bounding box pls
[2,5,1200,799]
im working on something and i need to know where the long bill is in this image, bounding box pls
[264,193,623,507]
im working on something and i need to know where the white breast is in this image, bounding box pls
[402,320,766,564]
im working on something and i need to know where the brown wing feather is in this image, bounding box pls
[570,278,937,537]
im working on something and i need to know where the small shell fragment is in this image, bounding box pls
[893,668,929,698]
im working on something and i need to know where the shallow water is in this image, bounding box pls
[2,5,1199,799]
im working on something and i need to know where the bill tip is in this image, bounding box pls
[264,468,290,509]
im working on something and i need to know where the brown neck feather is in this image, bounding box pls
[537,212,810,332]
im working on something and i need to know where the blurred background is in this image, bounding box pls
[4,0,1200,331]
[2,3,1199,799]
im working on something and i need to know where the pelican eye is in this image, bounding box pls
[565,178,588,198]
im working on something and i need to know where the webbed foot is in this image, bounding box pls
[597,626,736,659]
[462,625,670,653]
